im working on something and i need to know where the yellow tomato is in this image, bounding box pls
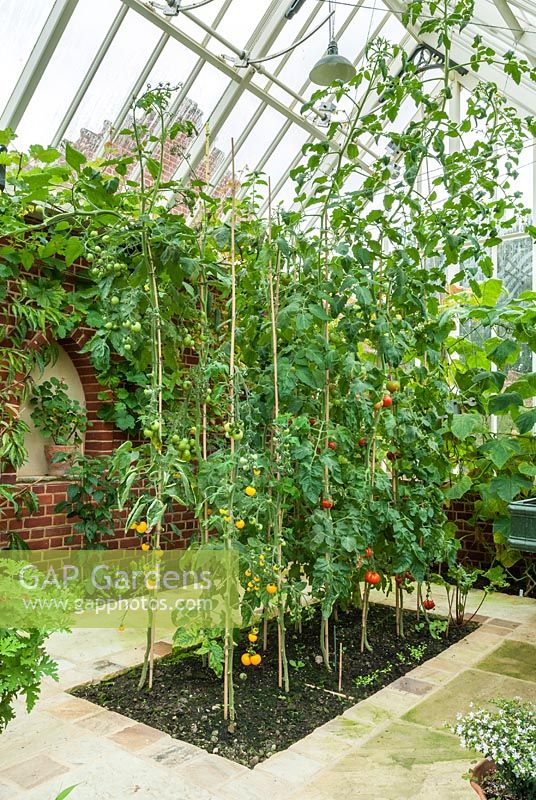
[241,653,251,667]
[245,569,252,577]
[141,543,150,552]
[137,521,148,534]
[253,468,261,476]
[245,486,256,497]
[235,519,246,530]
[219,508,228,516]
[266,584,277,595]
[250,653,262,666]
[248,633,258,643]
[224,515,231,523]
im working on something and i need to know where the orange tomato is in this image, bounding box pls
[241,653,251,667]
[250,653,262,666]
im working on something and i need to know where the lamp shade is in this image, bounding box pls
[309,40,356,86]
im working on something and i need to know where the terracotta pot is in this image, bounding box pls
[470,758,496,799]
[44,444,80,477]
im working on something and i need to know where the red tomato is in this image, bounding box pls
[364,570,381,585]
[423,598,435,610]
[328,441,337,450]
[382,395,393,408]
[358,437,367,447]
[373,401,383,411]
[309,418,317,425]
[395,574,404,585]
[365,547,373,559]
[321,498,334,509]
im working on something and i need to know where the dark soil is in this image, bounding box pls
[480,772,518,800]
[74,603,476,767]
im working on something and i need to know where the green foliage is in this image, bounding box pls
[54,454,122,548]
[0,560,72,732]
[173,626,225,678]
[30,377,88,445]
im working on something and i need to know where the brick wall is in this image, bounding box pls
[1,282,197,551]
[447,497,494,568]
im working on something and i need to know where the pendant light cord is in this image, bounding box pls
[328,0,336,41]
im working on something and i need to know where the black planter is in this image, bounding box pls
[507,497,536,553]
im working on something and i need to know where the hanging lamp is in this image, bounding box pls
[309,0,356,85]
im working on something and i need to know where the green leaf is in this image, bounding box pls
[487,339,519,367]
[518,461,536,477]
[488,392,523,414]
[478,278,503,306]
[450,413,484,440]
[53,785,80,800]
[480,437,521,469]
[64,237,84,267]
[487,474,532,503]
[446,475,472,500]
[29,144,61,164]
[64,142,87,172]
[515,408,536,434]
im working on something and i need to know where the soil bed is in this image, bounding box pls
[479,773,518,800]
[74,603,476,767]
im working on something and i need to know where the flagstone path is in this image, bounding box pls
[1,586,534,800]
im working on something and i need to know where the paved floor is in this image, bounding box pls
[0,586,535,800]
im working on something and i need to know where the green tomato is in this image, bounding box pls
[124,343,131,351]
[151,420,160,432]
[131,321,142,333]
[104,322,113,330]
[143,428,153,438]
[110,296,120,305]
[171,434,180,445]
[182,450,192,462]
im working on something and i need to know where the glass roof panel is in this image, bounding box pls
[210,0,269,49]
[260,124,310,184]
[61,10,161,151]
[0,0,55,114]
[144,35,200,92]
[211,92,263,159]
[217,105,290,181]
[15,0,122,150]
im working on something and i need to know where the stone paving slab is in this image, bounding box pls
[0,754,70,790]
[476,639,536,682]
[254,750,325,785]
[403,668,536,730]
[108,722,168,751]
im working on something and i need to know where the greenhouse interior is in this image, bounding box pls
[1,0,536,798]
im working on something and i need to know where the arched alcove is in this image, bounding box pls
[17,345,86,478]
